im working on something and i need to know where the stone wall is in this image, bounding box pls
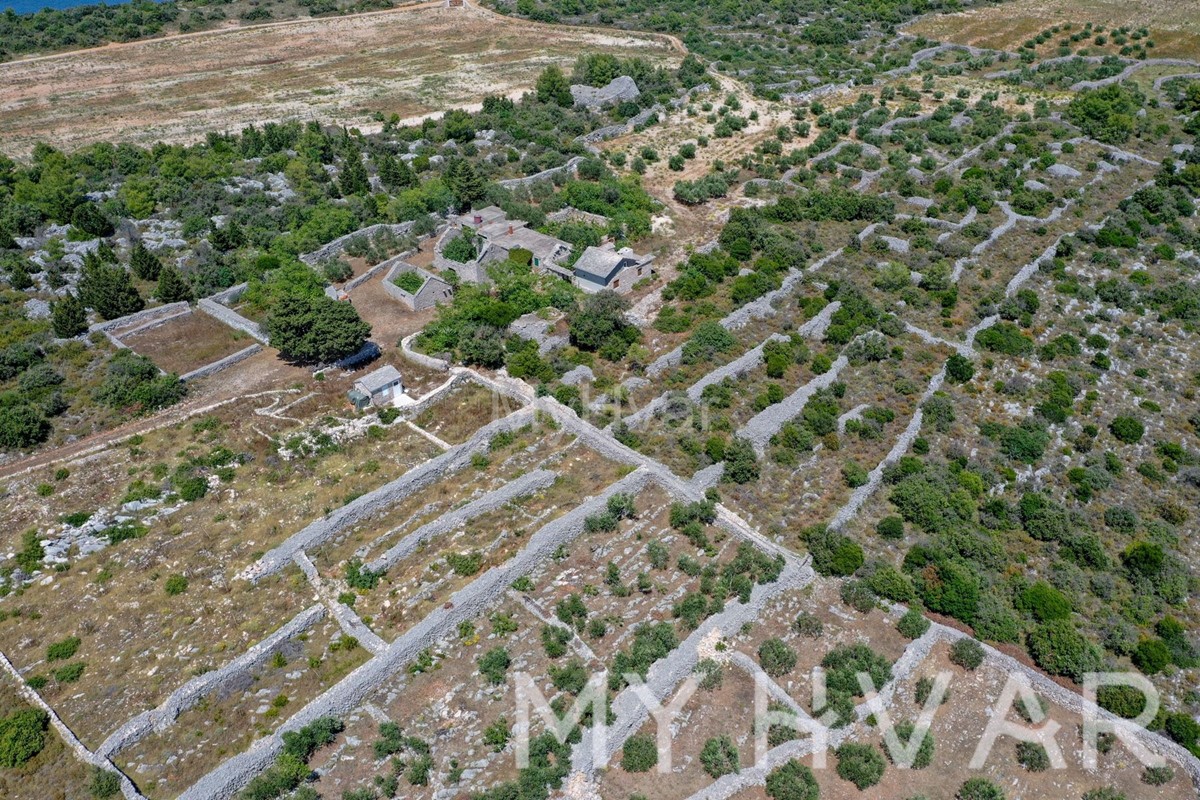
[400,331,450,371]
[497,156,585,189]
[239,408,538,581]
[88,302,190,335]
[180,343,262,382]
[298,222,417,266]
[0,649,147,799]
[179,468,651,800]
[367,468,558,573]
[96,604,326,759]
[197,298,268,344]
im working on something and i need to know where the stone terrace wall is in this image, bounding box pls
[497,156,585,189]
[96,604,326,759]
[367,468,558,573]
[197,297,268,344]
[240,407,537,581]
[400,331,450,371]
[179,469,651,800]
[179,343,262,382]
[299,222,417,266]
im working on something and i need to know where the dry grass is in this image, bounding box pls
[0,1,677,158]
[120,311,253,375]
[907,0,1200,59]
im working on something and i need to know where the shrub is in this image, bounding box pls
[1015,581,1071,622]
[88,767,122,798]
[882,722,933,768]
[765,759,819,800]
[758,638,797,677]
[840,579,876,612]
[1027,620,1102,681]
[1097,685,1149,719]
[1016,741,1050,771]
[1081,789,1124,800]
[945,353,975,383]
[835,741,886,789]
[478,647,511,684]
[897,608,930,639]
[46,636,81,662]
[53,662,85,683]
[1132,638,1172,674]
[0,708,49,768]
[622,733,658,772]
[700,735,740,778]
[950,638,985,670]
[164,574,188,596]
[806,526,864,576]
[793,612,824,638]
[1142,765,1174,785]
[957,778,1005,800]
[876,515,904,539]
[1110,415,1144,444]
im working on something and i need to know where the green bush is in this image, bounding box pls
[1016,741,1050,771]
[957,778,1005,800]
[950,638,985,670]
[164,574,189,596]
[882,722,933,769]
[622,733,658,772]
[0,708,49,768]
[53,662,85,683]
[1142,765,1174,785]
[1027,620,1102,681]
[46,636,81,662]
[1015,581,1071,622]
[478,647,511,685]
[897,608,930,639]
[1132,638,1172,674]
[699,735,740,778]
[835,741,886,789]
[758,638,797,677]
[765,759,819,800]
[88,767,122,798]
[876,515,904,539]
[1109,415,1144,444]
[806,526,864,576]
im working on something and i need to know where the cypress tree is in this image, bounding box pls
[51,292,87,338]
[154,265,194,303]
[129,241,162,281]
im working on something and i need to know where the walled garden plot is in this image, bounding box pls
[114,615,370,799]
[118,310,255,377]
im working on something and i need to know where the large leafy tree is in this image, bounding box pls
[265,295,371,364]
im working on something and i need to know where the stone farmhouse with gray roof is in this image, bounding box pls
[572,243,655,294]
[433,207,653,294]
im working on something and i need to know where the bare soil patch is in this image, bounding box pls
[120,310,253,375]
[0,1,676,157]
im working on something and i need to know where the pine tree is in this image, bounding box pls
[154,265,194,304]
[129,241,162,281]
[338,146,370,197]
[377,153,415,191]
[446,159,485,211]
[78,259,144,321]
[536,65,573,107]
[51,292,87,338]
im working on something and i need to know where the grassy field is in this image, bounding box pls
[0,1,677,158]
[908,0,1200,58]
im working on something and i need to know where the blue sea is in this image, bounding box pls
[3,0,155,13]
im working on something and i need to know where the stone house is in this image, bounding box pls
[433,207,573,284]
[571,244,655,294]
[350,365,404,409]
[383,260,454,311]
